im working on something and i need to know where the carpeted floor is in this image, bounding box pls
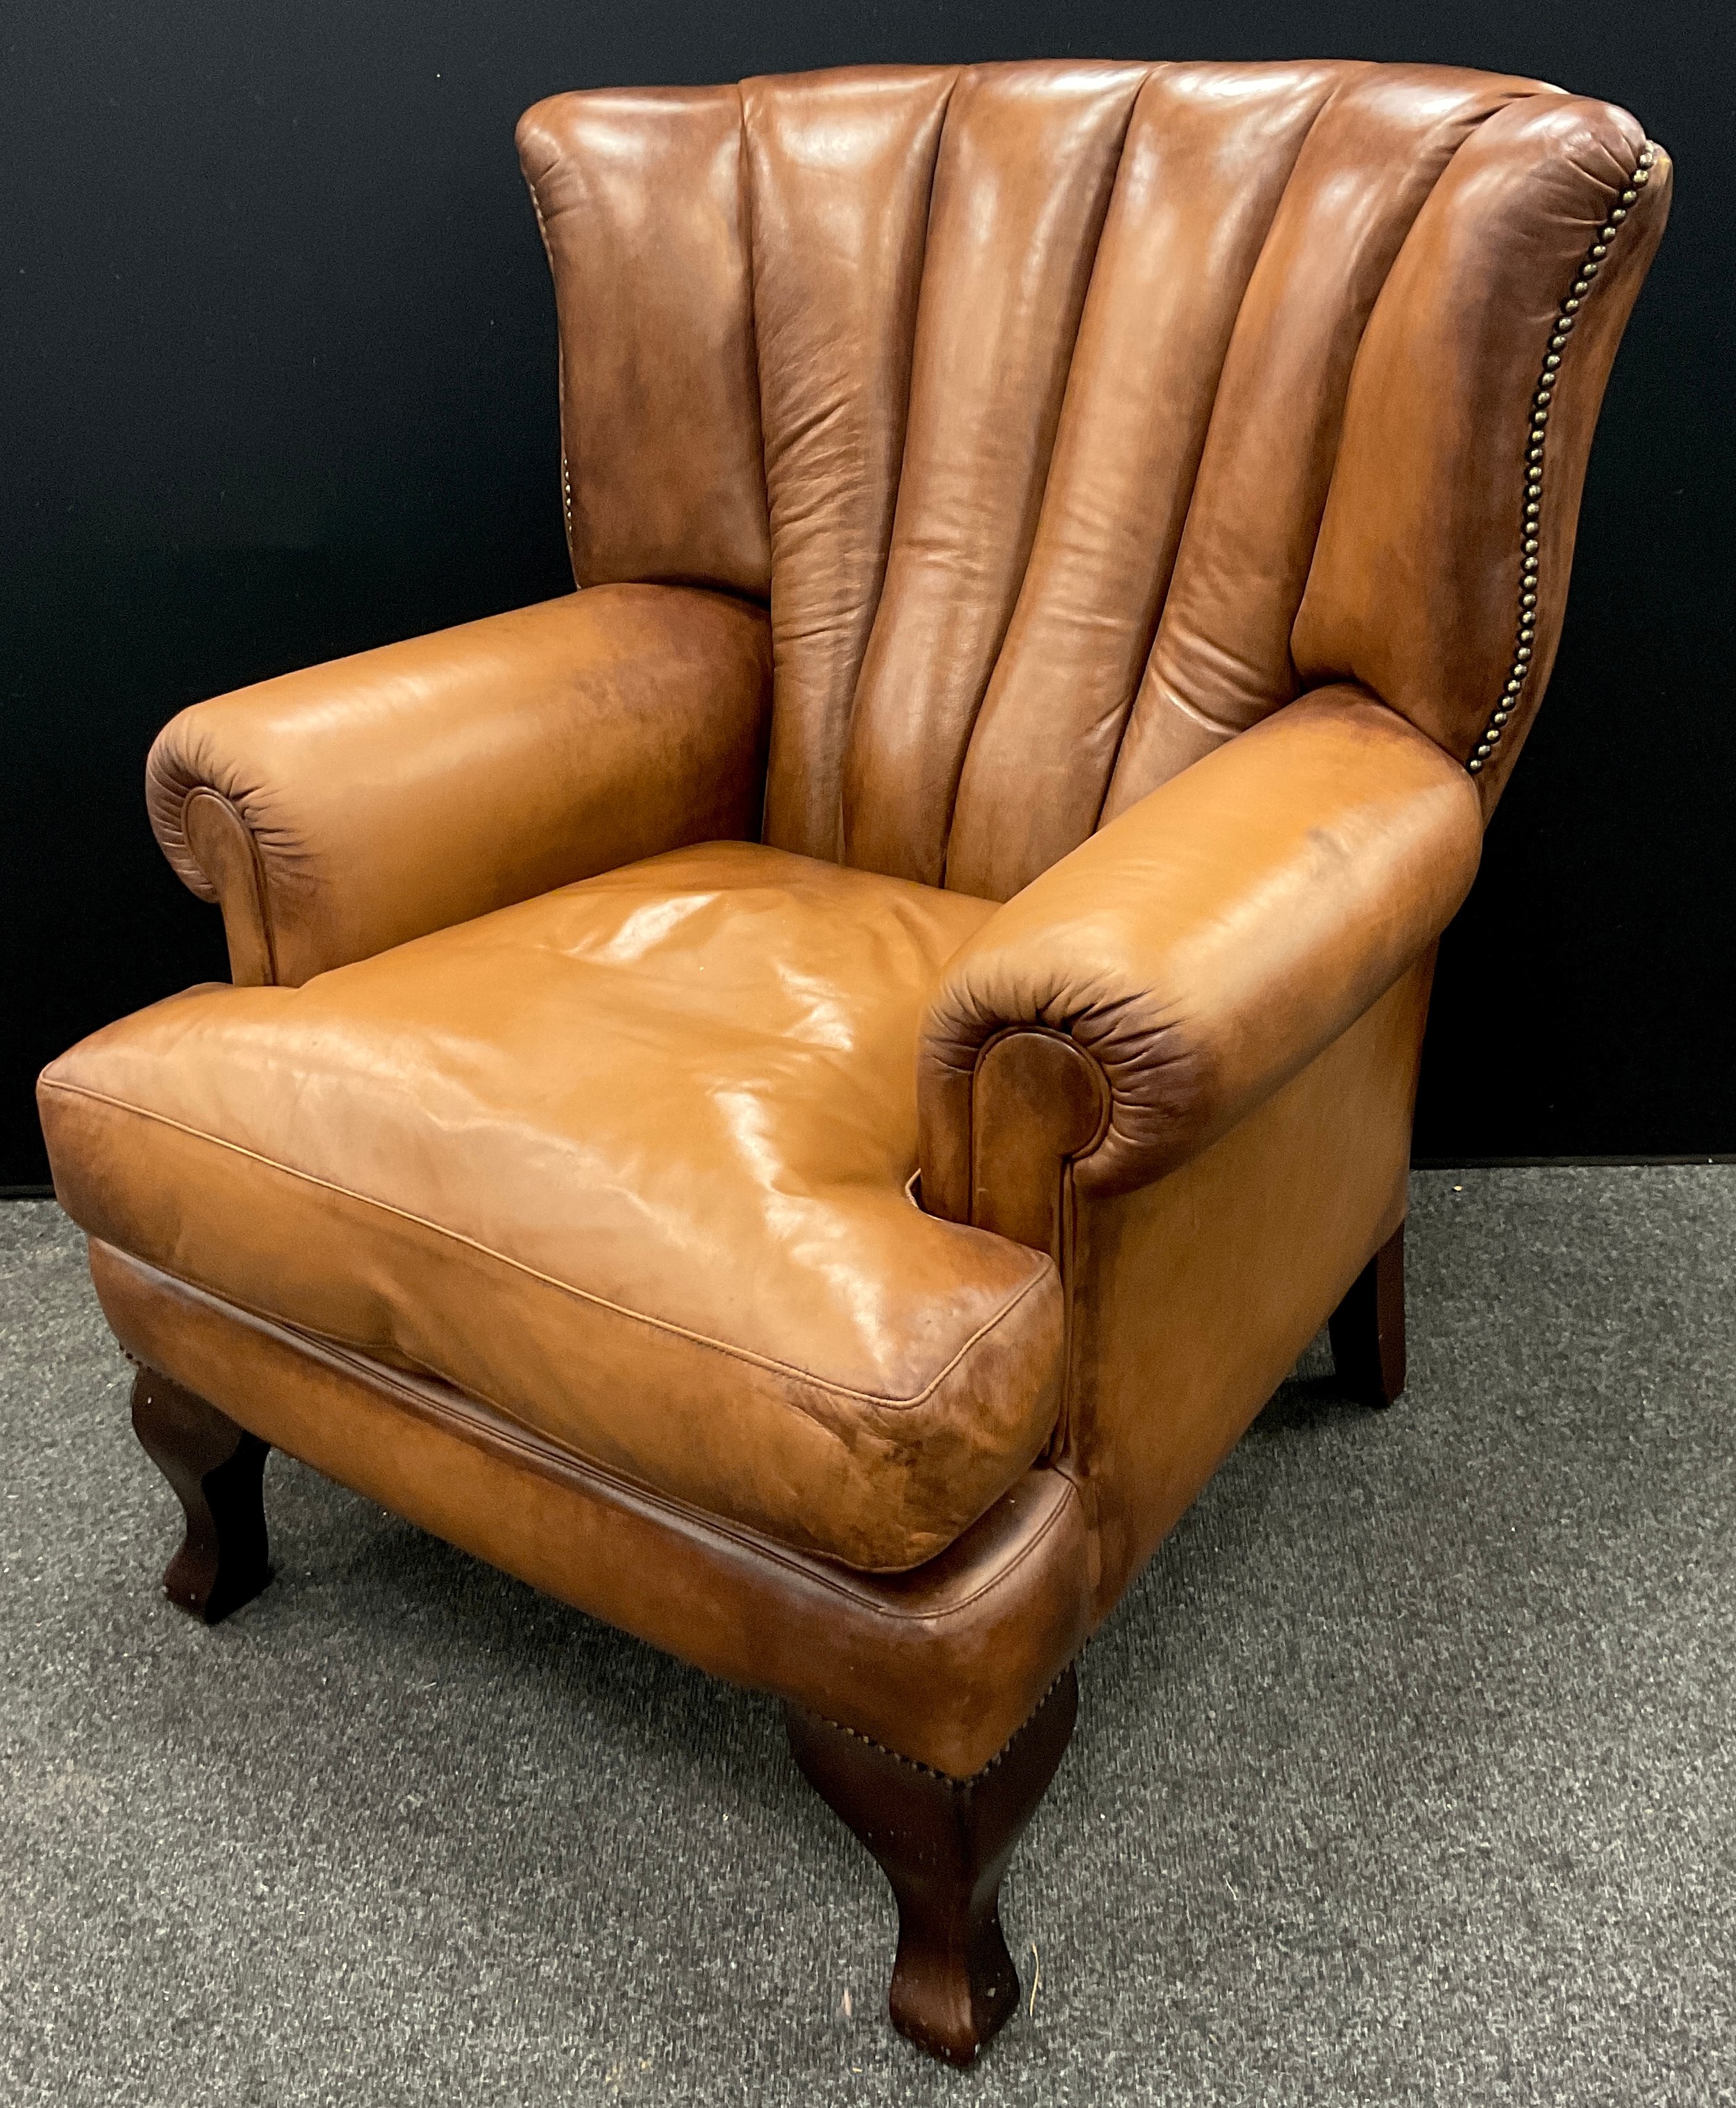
[1,1170,1731,2106]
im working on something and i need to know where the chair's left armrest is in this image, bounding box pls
[147,583,771,985]
[918,690,1484,1243]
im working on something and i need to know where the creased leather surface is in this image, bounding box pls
[919,692,1482,1217]
[42,845,1060,1572]
[147,587,772,987]
[1099,65,1542,820]
[837,63,1148,886]
[944,60,1346,900]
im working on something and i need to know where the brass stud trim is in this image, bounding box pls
[527,181,576,553]
[1468,142,1657,777]
[808,1666,1074,1790]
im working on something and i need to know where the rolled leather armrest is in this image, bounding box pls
[147,583,773,986]
[919,689,1484,1231]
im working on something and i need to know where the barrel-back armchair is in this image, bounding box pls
[39,60,1667,2065]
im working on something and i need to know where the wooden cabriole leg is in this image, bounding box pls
[129,1366,272,1623]
[1328,1220,1408,1409]
[786,1663,1078,2067]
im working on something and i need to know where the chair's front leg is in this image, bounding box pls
[130,1368,272,1623]
[787,1664,1077,2066]
[1328,1220,1408,1408]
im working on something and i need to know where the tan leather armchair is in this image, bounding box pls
[39,61,1667,2066]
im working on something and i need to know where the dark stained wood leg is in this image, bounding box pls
[130,1367,272,1623]
[1328,1220,1407,1409]
[786,1664,1077,2067]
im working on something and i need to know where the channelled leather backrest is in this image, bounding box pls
[517,63,1669,898]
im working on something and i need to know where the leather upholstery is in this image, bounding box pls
[88,1240,1093,1778]
[37,60,1666,1770]
[517,62,1667,900]
[41,845,1061,1571]
[1094,65,1540,822]
[1061,960,1433,1614]
[742,67,956,861]
[1292,94,1669,802]
[837,63,1148,887]
[146,588,771,987]
[918,692,1482,1218]
[946,60,1342,900]
[515,94,773,598]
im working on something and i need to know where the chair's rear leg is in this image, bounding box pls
[786,1664,1076,2066]
[130,1368,272,1623]
[1328,1220,1407,1408]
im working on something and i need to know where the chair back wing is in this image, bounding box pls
[517,61,1668,894]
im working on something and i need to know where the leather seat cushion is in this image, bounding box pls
[40,843,1063,1571]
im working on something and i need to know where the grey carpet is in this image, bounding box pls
[1,1169,1732,2106]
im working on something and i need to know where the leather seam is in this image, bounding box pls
[47,1079,1052,1414]
[735,81,772,612]
[1093,64,1355,831]
[119,1270,883,1563]
[327,1335,1085,1616]
[1047,1158,1082,1470]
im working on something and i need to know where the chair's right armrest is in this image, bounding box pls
[148,583,771,986]
[918,691,1483,1246]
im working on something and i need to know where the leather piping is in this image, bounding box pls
[1046,1159,1085,1476]
[45,1079,1052,1415]
[962,1026,1110,1473]
[966,1023,1115,1203]
[312,1339,1085,1620]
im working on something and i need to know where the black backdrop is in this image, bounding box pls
[3,1,1731,1188]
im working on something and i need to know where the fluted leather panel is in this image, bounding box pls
[838,63,1147,886]
[1101,65,1540,820]
[944,62,1342,899]
[746,67,957,861]
[521,62,1664,896]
